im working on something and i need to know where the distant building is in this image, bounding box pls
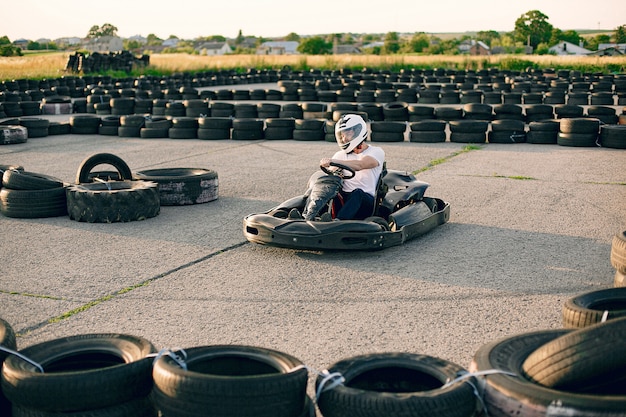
[55,37,82,47]
[256,41,299,55]
[84,36,123,52]
[12,38,29,49]
[127,35,147,44]
[459,40,490,55]
[162,38,179,47]
[197,42,232,56]
[548,41,590,56]
[593,43,626,56]
[334,44,361,54]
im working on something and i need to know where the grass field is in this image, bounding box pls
[1,52,625,82]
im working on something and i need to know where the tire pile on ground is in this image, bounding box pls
[1,153,218,221]
[2,238,626,417]
[1,67,625,147]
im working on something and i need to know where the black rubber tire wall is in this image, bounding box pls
[1,333,155,412]
[152,345,308,417]
[316,353,478,417]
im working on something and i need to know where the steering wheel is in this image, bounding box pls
[320,162,355,179]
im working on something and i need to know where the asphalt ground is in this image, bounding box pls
[1,84,625,394]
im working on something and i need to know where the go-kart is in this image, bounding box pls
[243,162,450,251]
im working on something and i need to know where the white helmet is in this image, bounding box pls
[335,114,368,154]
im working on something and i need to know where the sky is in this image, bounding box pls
[3,0,625,41]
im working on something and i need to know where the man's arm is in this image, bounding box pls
[320,156,378,171]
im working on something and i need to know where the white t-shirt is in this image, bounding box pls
[332,144,385,197]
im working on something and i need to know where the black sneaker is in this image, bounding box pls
[288,208,303,220]
[319,212,332,222]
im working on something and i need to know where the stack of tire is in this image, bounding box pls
[18,117,49,138]
[66,153,160,223]
[70,115,101,135]
[0,318,17,417]
[292,119,325,141]
[140,117,172,139]
[470,317,626,416]
[231,119,264,140]
[0,123,27,145]
[527,120,559,144]
[370,121,406,142]
[598,125,626,149]
[197,117,232,140]
[1,333,156,417]
[558,118,600,147]
[119,114,147,138]
[488,119,526,144]
[0,165,67,219]
[408,120,447,143]
[264,118,295,140]
[611,231,626,287]
[151,345,313,417]
[449,120,489,144]
[134,168,218,206]
[315,353,479,417]
[168,117,198,139]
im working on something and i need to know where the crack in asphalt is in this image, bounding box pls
[14,241,249,337]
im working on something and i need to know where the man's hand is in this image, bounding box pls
[320,157,332,167]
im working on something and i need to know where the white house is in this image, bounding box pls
[256,41,299,55]
[548,41,590,56]
[197,42,232,56]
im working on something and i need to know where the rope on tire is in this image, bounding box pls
[315,369,345,402]
[442,369,517,417]
[148,348,188,370]
[0,346,44,373]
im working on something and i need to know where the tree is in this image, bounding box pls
[87,23,118,38]
[585,33,611,51]
[285,32,300,41]
[550,29,581,46]
[404,33,429,53]
[614,25,626,43]
[0,36,11,46]
[476,30,500,47]
[146,33,162,46]
[383,31,400,54]
[514,10,553,49]
[235,29,245,45]
[297,36,332,54]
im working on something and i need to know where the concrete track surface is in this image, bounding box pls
[1,85,624,402]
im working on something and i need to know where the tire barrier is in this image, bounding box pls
[562,287,626,328]
[0,318,17,417]
[1,333,156,414]
[469,329,626,416]
[316,353,479,417]
[133,168,218,206]
[152,345,310,417]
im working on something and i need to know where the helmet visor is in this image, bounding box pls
[336,124,363,146]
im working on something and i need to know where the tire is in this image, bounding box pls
[0,187,68,218]
[562,288,626,328]
[1,333,155,412]
[66,181,160,223]
[11,396,155,417]
[409,131,446,143]
[409,120,447,132]
[370,131,405,142]
[0,318,16,417]
[469,329,626,416]
[198,117,232,130]
[0,125,28,144]
[232,129,263,140]
[2,170,64,190]
[75,153,133,184]
[264,127,293,140]
[449,120,489,133]
[196,128,230,140]
[47,122,71,136]
[140,128,169,139]
[522,317,626,394]
[152,345,308,417]
[451,132,487,143]
[599,125,626,149]
[316,353,478,417]
[488,130,526,144]
[557,132,598,147]
[292,129,324,141]
[560,118,601,134]
[133,168,218,205]
[168,128,197,139]
[526,131,558,144]
[612,231,626,274]
[98,125,119,136]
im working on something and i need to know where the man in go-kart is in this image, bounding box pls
[289,114,385,221]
